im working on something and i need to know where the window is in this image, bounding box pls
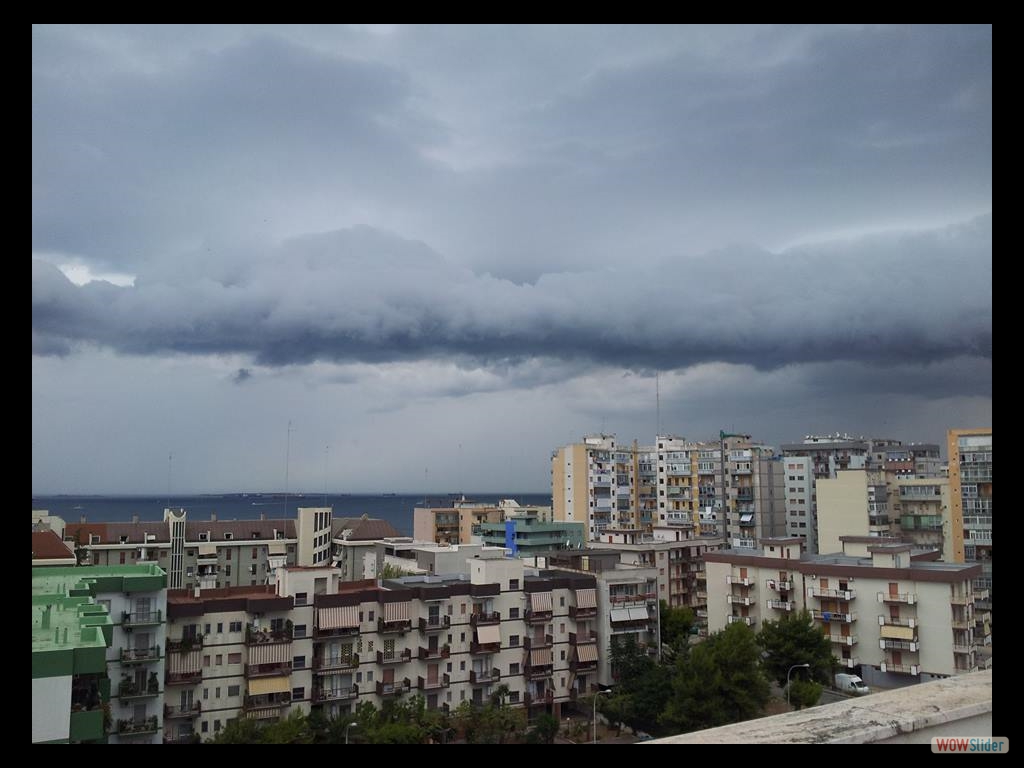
[292,687,304,700]
[366,640,374,652]
[225,565,231,576]
[294,655,306,669]
[214,720,221,732]
[295,592,307,606]
[224,532,232,541]
[560,650,566,661]
[250,564,257,575]
[226,549,232,560]
[368,610,375,621]
[217,622,223,633]
[460,632,465,642]
[509,607,520,619]
[447,662,452,673]
[224,652,240,664]
[203,655,211,667]
[203,688,209,700]
[355,672,362,683]
[366,671,373,682]
[359,611,363,622]
[460,603,467,615]
[119,551,126,564]
[509,691,520,703]
[215,687,221,698]
[294,624,307,638]
[215,654,223,665]
[509,579,519,590]
[510,635,520,647]
[228,685,240,697]
[560,596,565,607]
[447,634,453,644]
[201,721,208,733]
[509,663,520,675]
[252,547,258,559]
[460,660,466,671]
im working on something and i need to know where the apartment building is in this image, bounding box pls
[705,537,987,685]
[32,564,168,744]
[412,497,504,545]
[329,516,405,581]
[782,456,817,552]
[551,434,622,536]
[476,511,586,556]
[890,478,954,563]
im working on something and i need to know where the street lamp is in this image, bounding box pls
[344,721,358,745]
[787,663,810,708]
[593,689,611,744]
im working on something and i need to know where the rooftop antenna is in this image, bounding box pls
[283,420,293,517]
[656,372,661,437]
[166,452,173,508]
[323,444,330,507]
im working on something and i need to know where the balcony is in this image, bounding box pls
[164,702,202,719]
[877,592,916,605]
[879,638,918,651]
[122,610,163,628]
[376,678,411,697]
[949,594,972,606]
[695,609,708,619]
[726,576,754,587]
[119,679,161,699]
[244,693,291,717]
[312,684,359,703]
[120,645,161,664]
[973,588,990,600]
[165,670,202,686]
[811,610,856,623]
[523,634,553,650]
[470,611,501,627]
[524,609,553,625]
[808,587,856,601]
[524,690,555,706]
[766,599,795,612]
[470,667,501,685]
[951,618,972,630]
[828,634,858,646]
[376,649,412,666]
[837,657,859,669]
[880,663,920,676]
[163,734,201,744]
[417,673,451,691]
[568,605,597,620]
[245,661,292,679]
[470,638,502,655]
[419,615,451,634]
[166,634,203,653]
[377,617,412,635]
[524,663,554,680]
[766,579,794,591]
[418,644,451,661]
[952,643,974,655]
[115,715,159,736]
[727,615,754,626]
[245,626,293,646]
[727,595,752,606]
[314,653,360,672]
[878,616,917,628]
[569,630,598,646]
[313,624,360,639]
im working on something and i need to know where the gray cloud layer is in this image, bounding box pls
[33,215,991,372]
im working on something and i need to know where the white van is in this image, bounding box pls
[834,673,870,695]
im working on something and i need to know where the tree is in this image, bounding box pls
[757,609,837,688]
[452,686,526,744]
[603,634,671,736]
[379,562,411,579]
[525,712,560,744]
[787,678,823,710]
[659,601,696,659]
[661,621,771,734]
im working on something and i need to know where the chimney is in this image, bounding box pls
[132,514,139,524]
[211,512,217,522]
[80,515,86,524]
[260,513,266,521]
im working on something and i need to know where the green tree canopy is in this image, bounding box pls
[659,600,696,659]
[756,609,837,687]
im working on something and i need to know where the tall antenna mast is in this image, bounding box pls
[656,373,661,437]
[323,444,330,506]
[166,452,173,507]
[283,420,293,517]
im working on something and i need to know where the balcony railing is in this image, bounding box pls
[523,690,555,706]
[837,657,859,668]
[417,673,451,691]
[877,592,916,604]
[119,680,161,699]
[377,618,412,635]
[568,605,597,620]
[880,663,920,675]
[766,599,795,611]
[952,644,974,655]
[243,693,291,713]
[165,670,202,686]
[122,610,163,628]
[376,678,411,697]
[811,610,857,623]
[726,576,754,587]
[314,653,360,672]
[376,649,412,665]
[470,611,501,627]
[166,634,203,653]
[808,588,856,600]
[569,630,598,645]
[727,615,754,626]
[313,624,360,639]
[523,634,553,650]
[878,616,917,628]
[949,594,972,606]
[245,626,293,646]
[524,664,554,680]
[766,579,794,591]
[470,639,502,655]
[245,661,292,679]
[418,645,451,661]
[879,638,918,651]
[312,684,359,703]
[951,619,971,630]
[418,615,451,634]
[116,716,159,735]
[164,702,202,719]
[470,668,501,685]
[972,588,990,600]
[828,634,858,646]
[727,595,752,606]
[524,610,553,625]
[120,645,161,664]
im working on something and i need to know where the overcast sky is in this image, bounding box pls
[32,24,991,495]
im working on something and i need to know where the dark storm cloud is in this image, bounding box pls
[232,368,253,384]
[32,216,991,373]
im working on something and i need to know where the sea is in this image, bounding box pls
[31,492,553,538]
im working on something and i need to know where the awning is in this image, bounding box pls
[168,650,202,673]
[249,642,291,664]
[529,592,552,612]
[739,513,754,523]
[318,606,359,630]
[574,588,597,609]
[576,644,599,663]
[627,607,649,621]
[383,602,410,622]
[268,542,287,556]
[248,676,290,695]
[476,624,501,645]
[198,543,218,556]
[609,609,631,623]
[529,647,553,667]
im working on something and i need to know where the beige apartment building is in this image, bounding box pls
[412,497,504,545]
[706,536,987,686]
